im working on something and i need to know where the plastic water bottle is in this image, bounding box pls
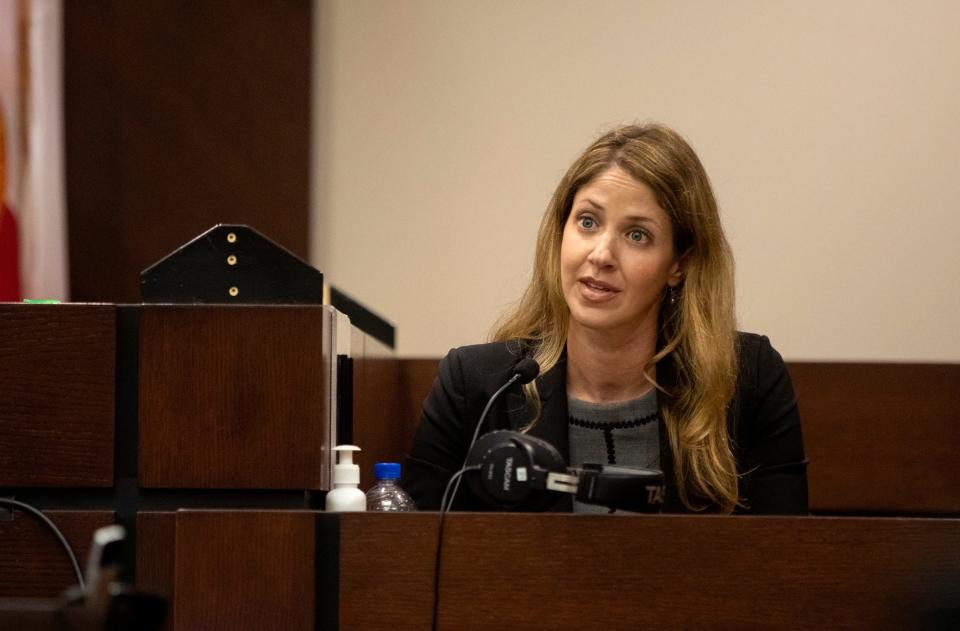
[366,462,416,512]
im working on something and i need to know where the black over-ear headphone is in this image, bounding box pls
[464,430,665,513]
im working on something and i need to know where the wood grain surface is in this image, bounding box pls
[352,357,437,489]
[138,306,327,489]
[0,510,114,598]
[338,512,960,630]
[0,600,108,631]
[338,513,437,630]
[136,511,176,631]
[790,362,960,514]
[0,304,115,487]
[173,510,315,631]
[64,0,312,303]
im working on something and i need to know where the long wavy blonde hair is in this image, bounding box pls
[491,123,739,512]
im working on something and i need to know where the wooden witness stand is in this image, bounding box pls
[334,512,960,630]
[128,509,960,630]
[2,302,960,629]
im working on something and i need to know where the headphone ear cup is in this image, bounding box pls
[465,431,535,508]
[464,430,569,511]
[463,431,502,471]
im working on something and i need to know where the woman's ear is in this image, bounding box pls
[667,249,691,288]
[667,268,683,288]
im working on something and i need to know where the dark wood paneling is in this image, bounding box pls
[173,510,315,631]
[353,358,437,489]
[0,598,114,630]
[64,0,312,303]
[136,511,176,631]
[339,513,437,630]
[62,1,122,294]
[790,362,960,514]
[138,306,327,489]
[136,512,176,597]
[0,511,114,598]
[0,304,115,487]
[339,512,960,630]
[352,356,400,491]
[398,360,440,448]
[396,359,439,421]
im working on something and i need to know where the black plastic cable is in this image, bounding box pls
[0,497,85,591]
[432,466,480,631]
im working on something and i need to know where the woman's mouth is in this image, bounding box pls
[578,277,620,301]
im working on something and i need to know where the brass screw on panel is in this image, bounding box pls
[227,232,237,243]
[227,255,237,265]
[228,286,239,297]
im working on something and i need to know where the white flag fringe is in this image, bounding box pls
[19,0,68,300]
[0,0,22,207]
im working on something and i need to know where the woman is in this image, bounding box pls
[403,123,807,514]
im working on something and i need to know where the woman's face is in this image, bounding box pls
[560,166,682,342]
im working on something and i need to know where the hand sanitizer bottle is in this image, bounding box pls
[325,445,366,512]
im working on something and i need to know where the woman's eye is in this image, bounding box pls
[628,229,647,242]
[578,216,596,229]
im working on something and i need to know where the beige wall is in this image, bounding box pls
[311,0,960,360]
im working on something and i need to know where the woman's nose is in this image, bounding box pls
[586,233,615,268]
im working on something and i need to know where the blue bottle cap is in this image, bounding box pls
[374,462,401,480]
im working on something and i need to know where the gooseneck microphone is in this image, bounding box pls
[508,357,542,385]
[442,357,540,512]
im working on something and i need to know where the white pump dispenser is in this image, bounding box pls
[325,445,366,512]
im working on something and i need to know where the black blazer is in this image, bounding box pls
[403,332,808,514]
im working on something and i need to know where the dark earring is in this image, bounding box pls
[669,286,679,306]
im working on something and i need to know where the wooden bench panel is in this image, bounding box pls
[173,510,315,631]
[0,510,114,598]
[338,512,960,630]
[138,306,329,489]
[0,304,115,487]
[790,362,960,514]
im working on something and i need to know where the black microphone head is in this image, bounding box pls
[513,358,540,384]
